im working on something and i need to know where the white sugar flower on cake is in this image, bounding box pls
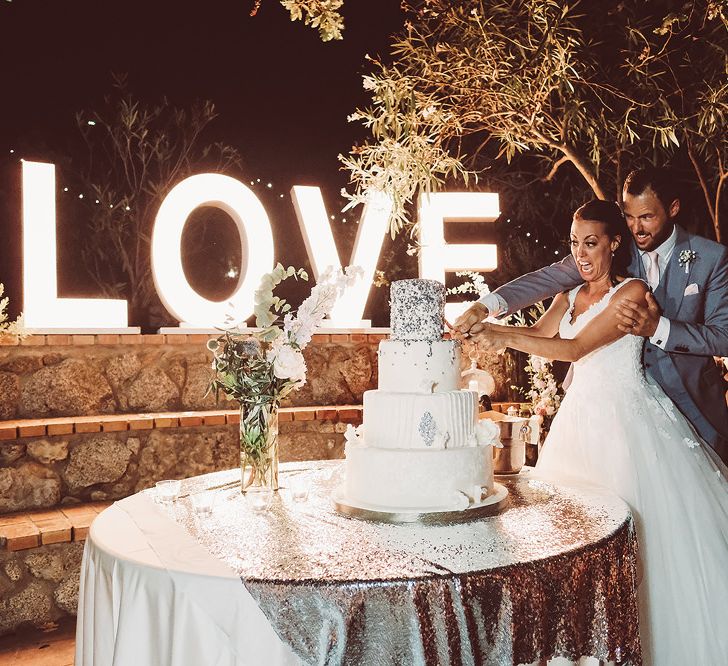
[471,419,502,448]
[344,424,365,447]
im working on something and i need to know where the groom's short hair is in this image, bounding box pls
[623,166,680,211]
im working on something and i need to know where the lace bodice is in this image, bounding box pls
[559,278,645,386]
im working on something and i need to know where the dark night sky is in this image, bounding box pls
[0,0,404,314]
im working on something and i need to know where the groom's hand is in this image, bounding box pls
[454,302,489,337]
[615,292,661,337]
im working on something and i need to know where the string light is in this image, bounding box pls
[9,149,14,154]
[87,120,96,126]
[63,187,68,192]
[125,205,130,211]
[78,194,84,199]
[266,182,272,188]
[526,232,531,237]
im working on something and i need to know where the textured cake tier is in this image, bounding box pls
[390,279,445,341]
[344,444,494,511]
[363,389,477,449]
[378,339,462,393]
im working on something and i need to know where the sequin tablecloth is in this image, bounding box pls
[160,461,641,666]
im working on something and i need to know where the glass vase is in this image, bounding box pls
[239,401,279,492]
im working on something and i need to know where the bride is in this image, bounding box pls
[463,199,728,665]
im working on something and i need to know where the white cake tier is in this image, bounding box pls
[378,339,462,393]
[363,389,478,449]
[344,444,494,511]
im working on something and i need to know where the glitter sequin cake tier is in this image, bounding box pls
[390,279,446,342]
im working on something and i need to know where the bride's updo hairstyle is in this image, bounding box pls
[573,199,631,278]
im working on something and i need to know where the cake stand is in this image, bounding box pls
[332,482,509,525]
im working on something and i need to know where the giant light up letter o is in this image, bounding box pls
[152,174,274,328]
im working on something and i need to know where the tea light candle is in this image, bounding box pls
[468,379,479,393]
[155,479,181,504]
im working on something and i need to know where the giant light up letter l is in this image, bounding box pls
[22,161,130,330]
[418,192,500,323]
[152,174,274,328]
[292,186,392,327]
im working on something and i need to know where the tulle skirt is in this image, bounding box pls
[535,374,728,666]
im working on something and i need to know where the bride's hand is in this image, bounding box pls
[470,323,508,353]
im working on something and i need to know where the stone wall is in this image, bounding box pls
[0,541,83,635]
[0,334,523,419]
[0,419,349,514]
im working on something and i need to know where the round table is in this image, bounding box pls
[75,462,641,666]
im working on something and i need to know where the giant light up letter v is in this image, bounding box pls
[292,186,392,327]
[418,192,500,324]
[22,161,131,331]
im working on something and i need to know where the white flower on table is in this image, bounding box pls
[266,337,307,384]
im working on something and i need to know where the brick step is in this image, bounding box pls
[0,406,364,441]
[0,332,389,347]
[0,502,111,552]
[0,403,528,441]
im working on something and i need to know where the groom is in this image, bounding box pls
[455,166,728,464]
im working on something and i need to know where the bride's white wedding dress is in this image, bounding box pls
[535,278,728,666]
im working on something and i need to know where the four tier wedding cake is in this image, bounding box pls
[342,279,499,513]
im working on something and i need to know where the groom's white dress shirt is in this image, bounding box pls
[478,226,677,349]
[639,224,676,349]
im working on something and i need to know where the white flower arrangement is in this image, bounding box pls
[678,249,697,273]
[208,263,363,404]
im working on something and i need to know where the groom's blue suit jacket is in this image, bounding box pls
[494,225,728,461]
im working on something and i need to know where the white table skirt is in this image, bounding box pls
[74,492,301,666]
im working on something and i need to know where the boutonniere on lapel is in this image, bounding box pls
[678,249,697,274]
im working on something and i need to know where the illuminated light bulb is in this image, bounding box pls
[256,178,260,183]
[250,181,254,185]
[152,173,274,328]
[279,194,284,198]
[125,206,130,211]
[87,120,96,126]
[63,187,68,192]
[526,232,530,237]
[95,199,100,204]
[10,149,14,154]
[554,250,559,255]
[78,194,84,199]
[266,183,272,188]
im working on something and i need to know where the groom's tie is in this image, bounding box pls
[645,250,660,289]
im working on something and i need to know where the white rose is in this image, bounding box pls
[267,343,307,384]
[475,419,502,447]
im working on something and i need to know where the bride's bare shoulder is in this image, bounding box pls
[610,278,649,303]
